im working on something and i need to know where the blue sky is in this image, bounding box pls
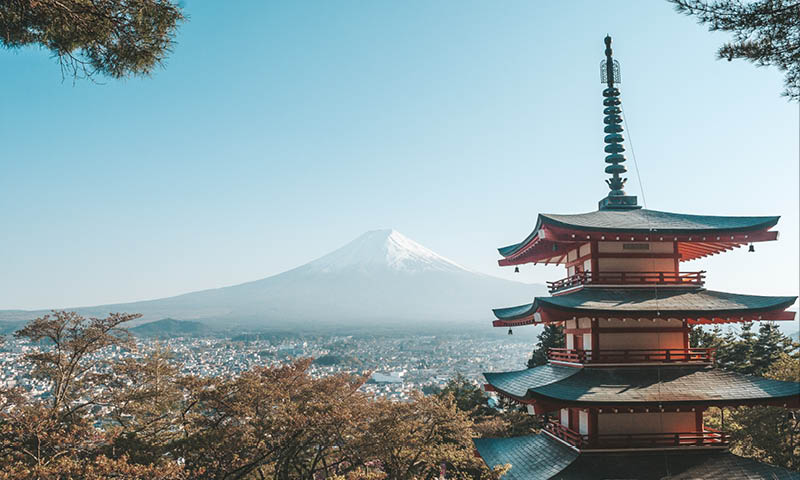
[1,1,797,321]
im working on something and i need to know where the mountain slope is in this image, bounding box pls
[0,230,544,332]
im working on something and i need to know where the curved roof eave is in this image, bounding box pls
[497,209,781,259]
[539,210,780,234]
[485,366,800,406]
[497,215,545,257]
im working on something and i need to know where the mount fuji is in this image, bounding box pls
[0,230,543,333]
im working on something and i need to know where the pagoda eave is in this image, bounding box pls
[483,365,800,412]
[491,289,798,328]
[498,224,779,266]
[474,434,799,480]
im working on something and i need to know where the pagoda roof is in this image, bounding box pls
[474,433,799,479]
[473,434,577,480]
[483,365,800,407]
[492,288,797,326]
[497,209,780,265]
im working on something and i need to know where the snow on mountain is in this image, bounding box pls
[306,229,467,273]
[0,230,545,332]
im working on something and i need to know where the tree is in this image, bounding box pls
[527,323,565,368]
[430,375,542,439]
[0,0,184,80]
[360,393,505,480]
[696,325,799,471]
[14,310,138,415]
[705,353,800,471]
[670,0,800,100]
[1,312,186,480]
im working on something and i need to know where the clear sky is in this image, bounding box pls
[1,1,798,320]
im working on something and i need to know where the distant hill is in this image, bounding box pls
[131,318,212,338]
[0,321,24,336]
[0,230,544,334]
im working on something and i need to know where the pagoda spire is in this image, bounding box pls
[598,35,640,211]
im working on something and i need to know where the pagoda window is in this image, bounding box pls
[596,256,676,274]
[598,412,697,435]
[594,241,678,275]
[597,241,674,254]
[578,410,589,435]
[560,408,569,427]
[578,242,591,258]
[567,248,579,263]
[582,332,592,350]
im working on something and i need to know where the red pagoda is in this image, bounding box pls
[474,36,800,479]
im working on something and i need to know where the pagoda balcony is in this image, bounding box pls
[544,420,728,451]
[547,270,706,294]
[547,347,715,365]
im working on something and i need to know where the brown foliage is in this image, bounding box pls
[2,311,505,480]
[0,0,184,80]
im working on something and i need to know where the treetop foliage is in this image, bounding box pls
[670,0,800,100]
[527,323,565,368]
[0,0,184,80]
[1,311,509,480]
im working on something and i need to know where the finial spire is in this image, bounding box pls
[598,35,640,211]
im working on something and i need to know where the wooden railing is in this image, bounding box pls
[548,348,715,365]
[544,419,585,448]
[547,271,706,293]
[544,420,728,450]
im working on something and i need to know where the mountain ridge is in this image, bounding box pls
[0,230,543,332]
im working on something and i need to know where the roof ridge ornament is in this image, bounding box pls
[598,35,641,211]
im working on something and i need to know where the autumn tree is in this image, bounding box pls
[430,375,541,439]
[670,0,800,100]
[1,311,186,480]
[175,359,375,480]
[14,311,138,416]
[0,0,184,80]
[360,392,504,480]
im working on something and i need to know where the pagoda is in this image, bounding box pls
[473,36,800,479]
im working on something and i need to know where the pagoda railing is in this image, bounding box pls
[547,270,706,293]
[544,420,728,450]
[548,348,715,365]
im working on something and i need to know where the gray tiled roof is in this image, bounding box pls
[541,209,779,233]
[556,450,800,479]
[484,365,800,404]
[474,434,800,479]
[473,434,578,480]
[493,288,797,320]
[484,364,578,397]
[498,209,779,257]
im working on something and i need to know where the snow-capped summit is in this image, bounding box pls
[306,229,467,273]
[0,229,544,332]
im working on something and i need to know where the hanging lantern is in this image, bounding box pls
[514,266,520,273]
[748,244,755,252]
[508,328,513,335]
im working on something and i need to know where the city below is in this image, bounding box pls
[0,332,533,403]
